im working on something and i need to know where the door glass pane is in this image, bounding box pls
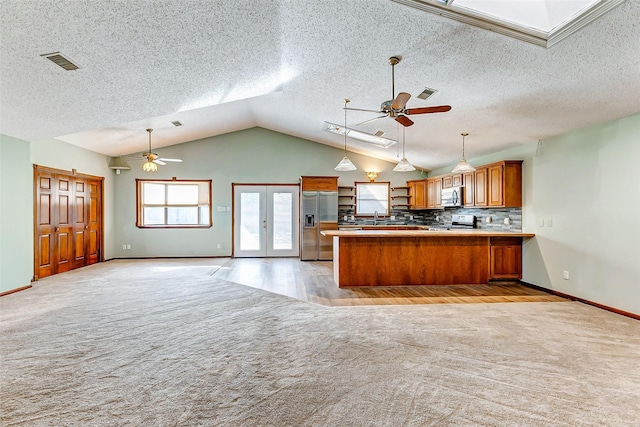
[272,192,292,250]
[240,192,260,251]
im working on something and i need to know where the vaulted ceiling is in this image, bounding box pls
[1,0,639,170]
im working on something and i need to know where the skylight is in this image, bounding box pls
[393,0,625,47]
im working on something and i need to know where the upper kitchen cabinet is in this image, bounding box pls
[474,167,488,207]
[407,180,427,209]
[463,172,475,207]
[426,177,442,209]
[442,174,462,189]
[300,176,338,191]
[486,161,523,207]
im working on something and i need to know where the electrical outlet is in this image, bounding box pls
[538,219,544,227]
[486,216,492,224]
[504,217,511,225]
[122,244,126,250]
[126,244,131,250]
[343,215,348,221]
[563,270,569,280]
[217,243,221,249]
[410,215,414,220]
[350,215,355,221]
[547,219,553,227]
[390,215,396,220]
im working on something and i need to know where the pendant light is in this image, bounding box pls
[334,99,357,171]
[451,132,475,173]
[142,128,158,172]
[393,126,415,172]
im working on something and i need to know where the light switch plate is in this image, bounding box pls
[538,219,544,227]
[547,219,553,227]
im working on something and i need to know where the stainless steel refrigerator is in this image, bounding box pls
[301,190,338,260]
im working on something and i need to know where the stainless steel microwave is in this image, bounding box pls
[441,187,462,207]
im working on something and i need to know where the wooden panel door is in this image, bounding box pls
[488,163,504,207]
[72,179,89,269]
[475,167,488,207]
[463,172,475,207]
[490,237,522,279]
[426,179,435,208]
[87,180,102,265]
[36,171,55,279]
[55,175,73,274]
[434,178,442,208]
[408,180,426,209]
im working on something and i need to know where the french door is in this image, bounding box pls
[233,185,299,257]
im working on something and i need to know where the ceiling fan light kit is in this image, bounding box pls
[451,132,476,173]
[141,128,183,172]
[334,99,357,171]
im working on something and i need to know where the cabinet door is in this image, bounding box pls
[452,174,463,187]
[410,180,427,209]
[426,179,435,208]
[475,168,488,207]
[300,176,338,191]
[442,176,453,188]
[488,164,504,207]
[490,238,522,279]
[463,172,475,207]
[434,178,442,208]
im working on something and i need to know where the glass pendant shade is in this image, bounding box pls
[334,156,357,171]
[452,132,475,173]
[451,158,475,173]
[393,157,416,172]
[143,160,158,172]
[334,98,357,171]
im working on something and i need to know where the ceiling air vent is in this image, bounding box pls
[171,121,183,127]
[417,87,437,100]
[40,52,80,71]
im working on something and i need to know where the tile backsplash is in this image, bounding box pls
[338,207,522,231]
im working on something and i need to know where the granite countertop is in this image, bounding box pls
[323,229,535,237]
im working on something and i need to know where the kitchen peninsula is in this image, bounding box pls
[321,229,534,287]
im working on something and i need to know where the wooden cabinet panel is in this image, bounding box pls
[408,180,427,209]
[452,174,463,187]
[434,178,442,208]
[442,176,453,188]
[301,176,338,191]
[463,172,475,207]
[490,237,522,279]
[486,161,523,208]
[488,164,504,207]
[475,167,488,207]
[426,179,435,208]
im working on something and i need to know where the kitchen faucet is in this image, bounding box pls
[374,210,378,225]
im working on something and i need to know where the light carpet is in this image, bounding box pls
[1,259,639,426]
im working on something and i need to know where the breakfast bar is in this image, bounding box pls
[321,229,535,287]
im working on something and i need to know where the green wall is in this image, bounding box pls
[112,127,422,257]
[432,114,640,315]
[0,135,32,293]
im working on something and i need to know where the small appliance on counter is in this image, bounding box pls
[451,214,476,229]
[441,187,463,207]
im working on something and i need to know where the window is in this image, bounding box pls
[136,179,212,228]
[355,182,390,216]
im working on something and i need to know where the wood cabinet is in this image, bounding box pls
[487,161,523,207]
[474,167,488,207]
[34,165,103,280]
[426,178,442,208]
[490,237,522,279]
[442,174,462,188]
[407,180,427,209]
[463,172,475,207]
[300,176,338,191]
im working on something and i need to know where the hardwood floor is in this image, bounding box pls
[213,258,567,307]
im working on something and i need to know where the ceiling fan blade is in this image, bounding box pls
[391,92,411,110]
[355,115,388,126]
[405,105,452,115]
[395,115,414,127]
[344,107,384,113]
[153,159,166,165]
[158,158,182,162]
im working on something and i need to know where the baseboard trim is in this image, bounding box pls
[0,284,32,297]
[521,281,639,320]
[110,256,229,260]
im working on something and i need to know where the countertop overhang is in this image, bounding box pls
[322,229,535,238]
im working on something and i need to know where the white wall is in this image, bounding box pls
[431,114,640,315]
[0,135,33,293]
[113,127,422,257]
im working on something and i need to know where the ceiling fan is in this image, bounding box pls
[140,128,182,171]
[346,56,451,127]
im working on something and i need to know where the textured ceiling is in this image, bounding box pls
[1,0,639,171]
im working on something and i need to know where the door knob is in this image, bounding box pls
[55,227,59,232]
